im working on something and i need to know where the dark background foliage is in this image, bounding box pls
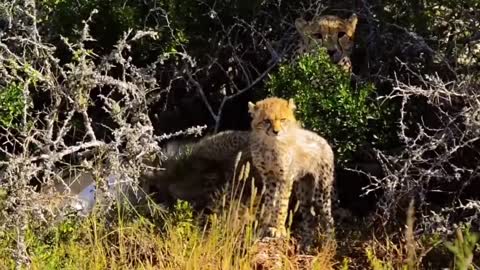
[0,0,479,267]
[2,0,479,214]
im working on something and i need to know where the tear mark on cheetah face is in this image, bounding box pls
[295,13,358,73]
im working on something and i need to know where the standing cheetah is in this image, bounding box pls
[248,97,335,250]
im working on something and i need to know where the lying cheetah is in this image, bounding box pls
[295,13,358,73]
[143,130,252,211]
[248,97,335,250]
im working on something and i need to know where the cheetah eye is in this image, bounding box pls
[280,118,288,122]
[263,120,271,125]
[338,31,346,38]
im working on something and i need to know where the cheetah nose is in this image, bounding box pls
[272,129,279,135]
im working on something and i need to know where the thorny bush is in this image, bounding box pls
[0,0,479,268]
[0,3,204,266]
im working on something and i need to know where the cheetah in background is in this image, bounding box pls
[247,97,335,250]
[295,13,358,73]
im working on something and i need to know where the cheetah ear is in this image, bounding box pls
[248,101,256,114]
[347,13,358,35]
[288,98,296,110]
[295,18,307,33]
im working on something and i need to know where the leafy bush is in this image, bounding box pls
[445,226,479,270]
[169,199,196,239]
[38,0,267,62]
[267,48,397,163]
[41,0,145,48]
[0,83,25,129]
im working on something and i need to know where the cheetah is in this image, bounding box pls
[248,97,335,250]
[144,130,251,210]
[295,13,358,73]
[188,130,250,164]
[145,98,335,250]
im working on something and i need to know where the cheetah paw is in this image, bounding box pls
[261,226,287,238]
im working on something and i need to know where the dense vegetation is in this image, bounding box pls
[0,0,479,269]
[267,48,398,163]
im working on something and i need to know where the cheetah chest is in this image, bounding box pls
[250,141,295,177]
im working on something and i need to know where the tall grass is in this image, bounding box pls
[0,162,336,270]
[2,160,475,269]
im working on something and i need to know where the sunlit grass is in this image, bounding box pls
[0,165,477,269]
[10,195,335,270]
[0,162,335,270]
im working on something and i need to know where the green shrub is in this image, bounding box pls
[169,199,196,239]
[267,48,396,163]
[0,82,25,129]
[40,0,144,47]
[38,0,266,62]
[445,226,479,270]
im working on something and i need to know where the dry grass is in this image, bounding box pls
[0,186,478,269]
[0,186,336,270]
[0,163,477,270]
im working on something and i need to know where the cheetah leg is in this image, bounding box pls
[313,179,335,238]
[295,174,335,253]
[258,172,294,239]
[292,176,316,252]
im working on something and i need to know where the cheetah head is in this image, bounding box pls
[248,97,298,137]
[295,13,358,72]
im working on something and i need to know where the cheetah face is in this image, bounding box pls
[295,13,358,72]
[248,97,298,137]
